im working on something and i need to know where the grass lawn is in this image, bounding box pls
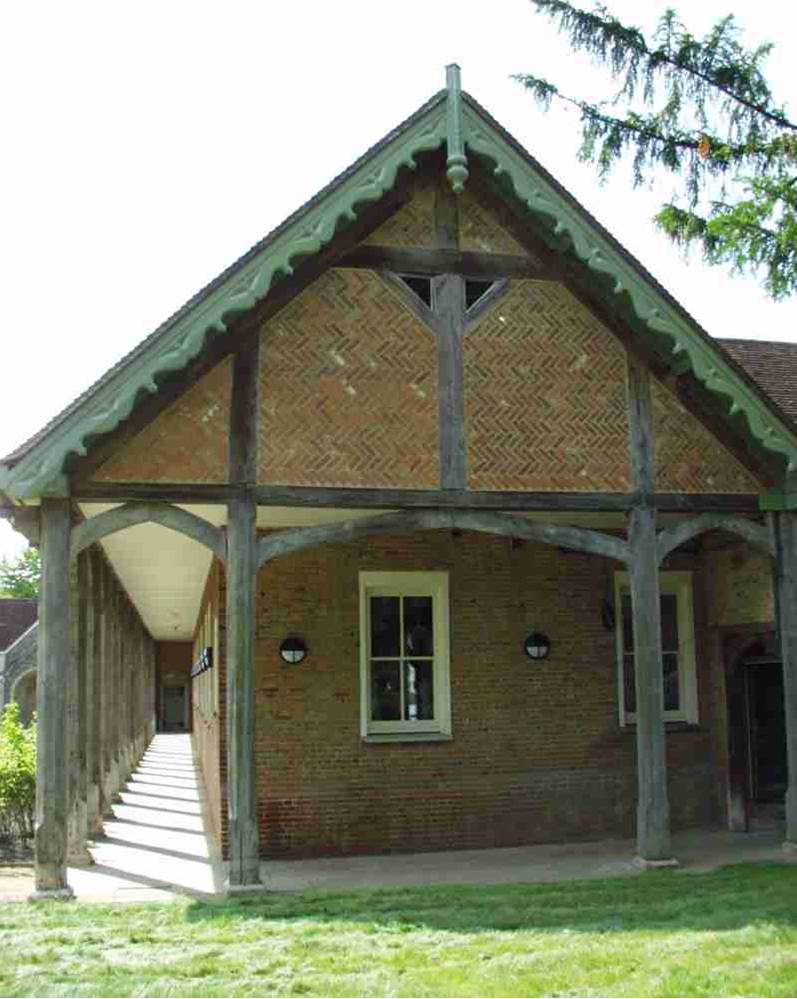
[1,863,796,997]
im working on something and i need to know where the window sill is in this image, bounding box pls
[362,732,453,744]
[620,721,705,733]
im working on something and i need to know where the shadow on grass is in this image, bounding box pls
[183,862,797,935]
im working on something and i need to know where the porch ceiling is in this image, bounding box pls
[79,503,692,642]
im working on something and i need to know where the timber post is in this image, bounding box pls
[87,548,103,835]
[225,338,262,890]
[67,551,92,865]
[626,357,675,866]
[771,511,797,848]
[31,498,74,899]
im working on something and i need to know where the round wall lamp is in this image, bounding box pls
[279,636,307,665]
[524,632,551,661]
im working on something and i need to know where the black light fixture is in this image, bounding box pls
[279,635,307,665]
[524,632,551,661]
[190,646,213,678]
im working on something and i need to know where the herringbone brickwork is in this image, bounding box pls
[653,381,760,493]
[465,280,631,491]
[258,268,439,487]
[94,358,232,483]
[459,189,537,259]
[363,176,437,247]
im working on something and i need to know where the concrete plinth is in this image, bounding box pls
[632,855,679,870]
[29,886,75,902]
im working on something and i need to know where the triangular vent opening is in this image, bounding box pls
[397,274,432,308]
[465,279,497,311]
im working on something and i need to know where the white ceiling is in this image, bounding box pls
[79,503,687,643]
[79,503,392,641]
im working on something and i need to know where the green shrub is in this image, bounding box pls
[0,702,36,844]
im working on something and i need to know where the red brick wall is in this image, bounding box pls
[238,531,722,859]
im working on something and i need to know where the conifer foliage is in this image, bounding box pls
[517,2,797,298]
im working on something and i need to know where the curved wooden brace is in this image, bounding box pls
[657,514,773,564]
[72,502,226,562]
[258,509,629,567]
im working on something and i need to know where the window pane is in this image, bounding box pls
[404,660,434,721]
[660,593,679,651]
[663,652,680,711]
[371,661,401,721]
[622,591,679,651]
[624,653,636,714]
[404,596,434,656]
[370,596,400,657]
[621,594,634,652]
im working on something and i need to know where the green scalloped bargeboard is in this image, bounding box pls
[460,104,797,502]
[0,104,449,501]
[3,85,797,507]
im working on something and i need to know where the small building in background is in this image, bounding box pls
[0,599,38,725]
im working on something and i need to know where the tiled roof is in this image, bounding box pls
[719,338,797,425]
[0,599,37,652]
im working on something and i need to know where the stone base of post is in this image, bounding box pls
[633,855,679,870]
[29,887,75,902]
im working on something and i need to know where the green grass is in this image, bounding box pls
[1,864,796,997]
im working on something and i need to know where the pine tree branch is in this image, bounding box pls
[531,1,797,132]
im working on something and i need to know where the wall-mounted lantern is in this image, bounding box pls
[190,646,213,678]
[280,635,307,665]
[524,632,551,661]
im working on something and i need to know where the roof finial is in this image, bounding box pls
[445,63,468,194]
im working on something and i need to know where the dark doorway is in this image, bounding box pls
[726,637,787,831]
[162,684,187,732]
[744,659,787,805]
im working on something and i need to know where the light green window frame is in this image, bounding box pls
[614,570,699,726]
[359,571,452,741]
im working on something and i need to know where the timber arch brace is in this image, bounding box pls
[656,514,773,563]
[71,502,226,562]
[257,509,630,567]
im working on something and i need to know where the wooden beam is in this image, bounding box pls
[71,502,225,562]
[339,245,552,280]
[771,511,797,847]
[626,356,674,865]
[72,480,762,513]
[225,334,261,889]
[433,182,468,490]
[258,509,629,568]
[435,274,467,489]
[31,498,74,899]
[657,513,772,562]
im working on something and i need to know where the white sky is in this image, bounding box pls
[1,0,796,559]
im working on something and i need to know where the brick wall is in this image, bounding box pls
[235,530,723,860]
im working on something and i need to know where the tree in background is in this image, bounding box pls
[517,1,797,298]
[0,547,41,599]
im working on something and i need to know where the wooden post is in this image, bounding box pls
[87,549,103,835]
[626,357,675,865]
[226,338,262,889]
[433,182,467,490]
[67,552,92,865]
[771,511,797,848]
[31,498,74,899]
